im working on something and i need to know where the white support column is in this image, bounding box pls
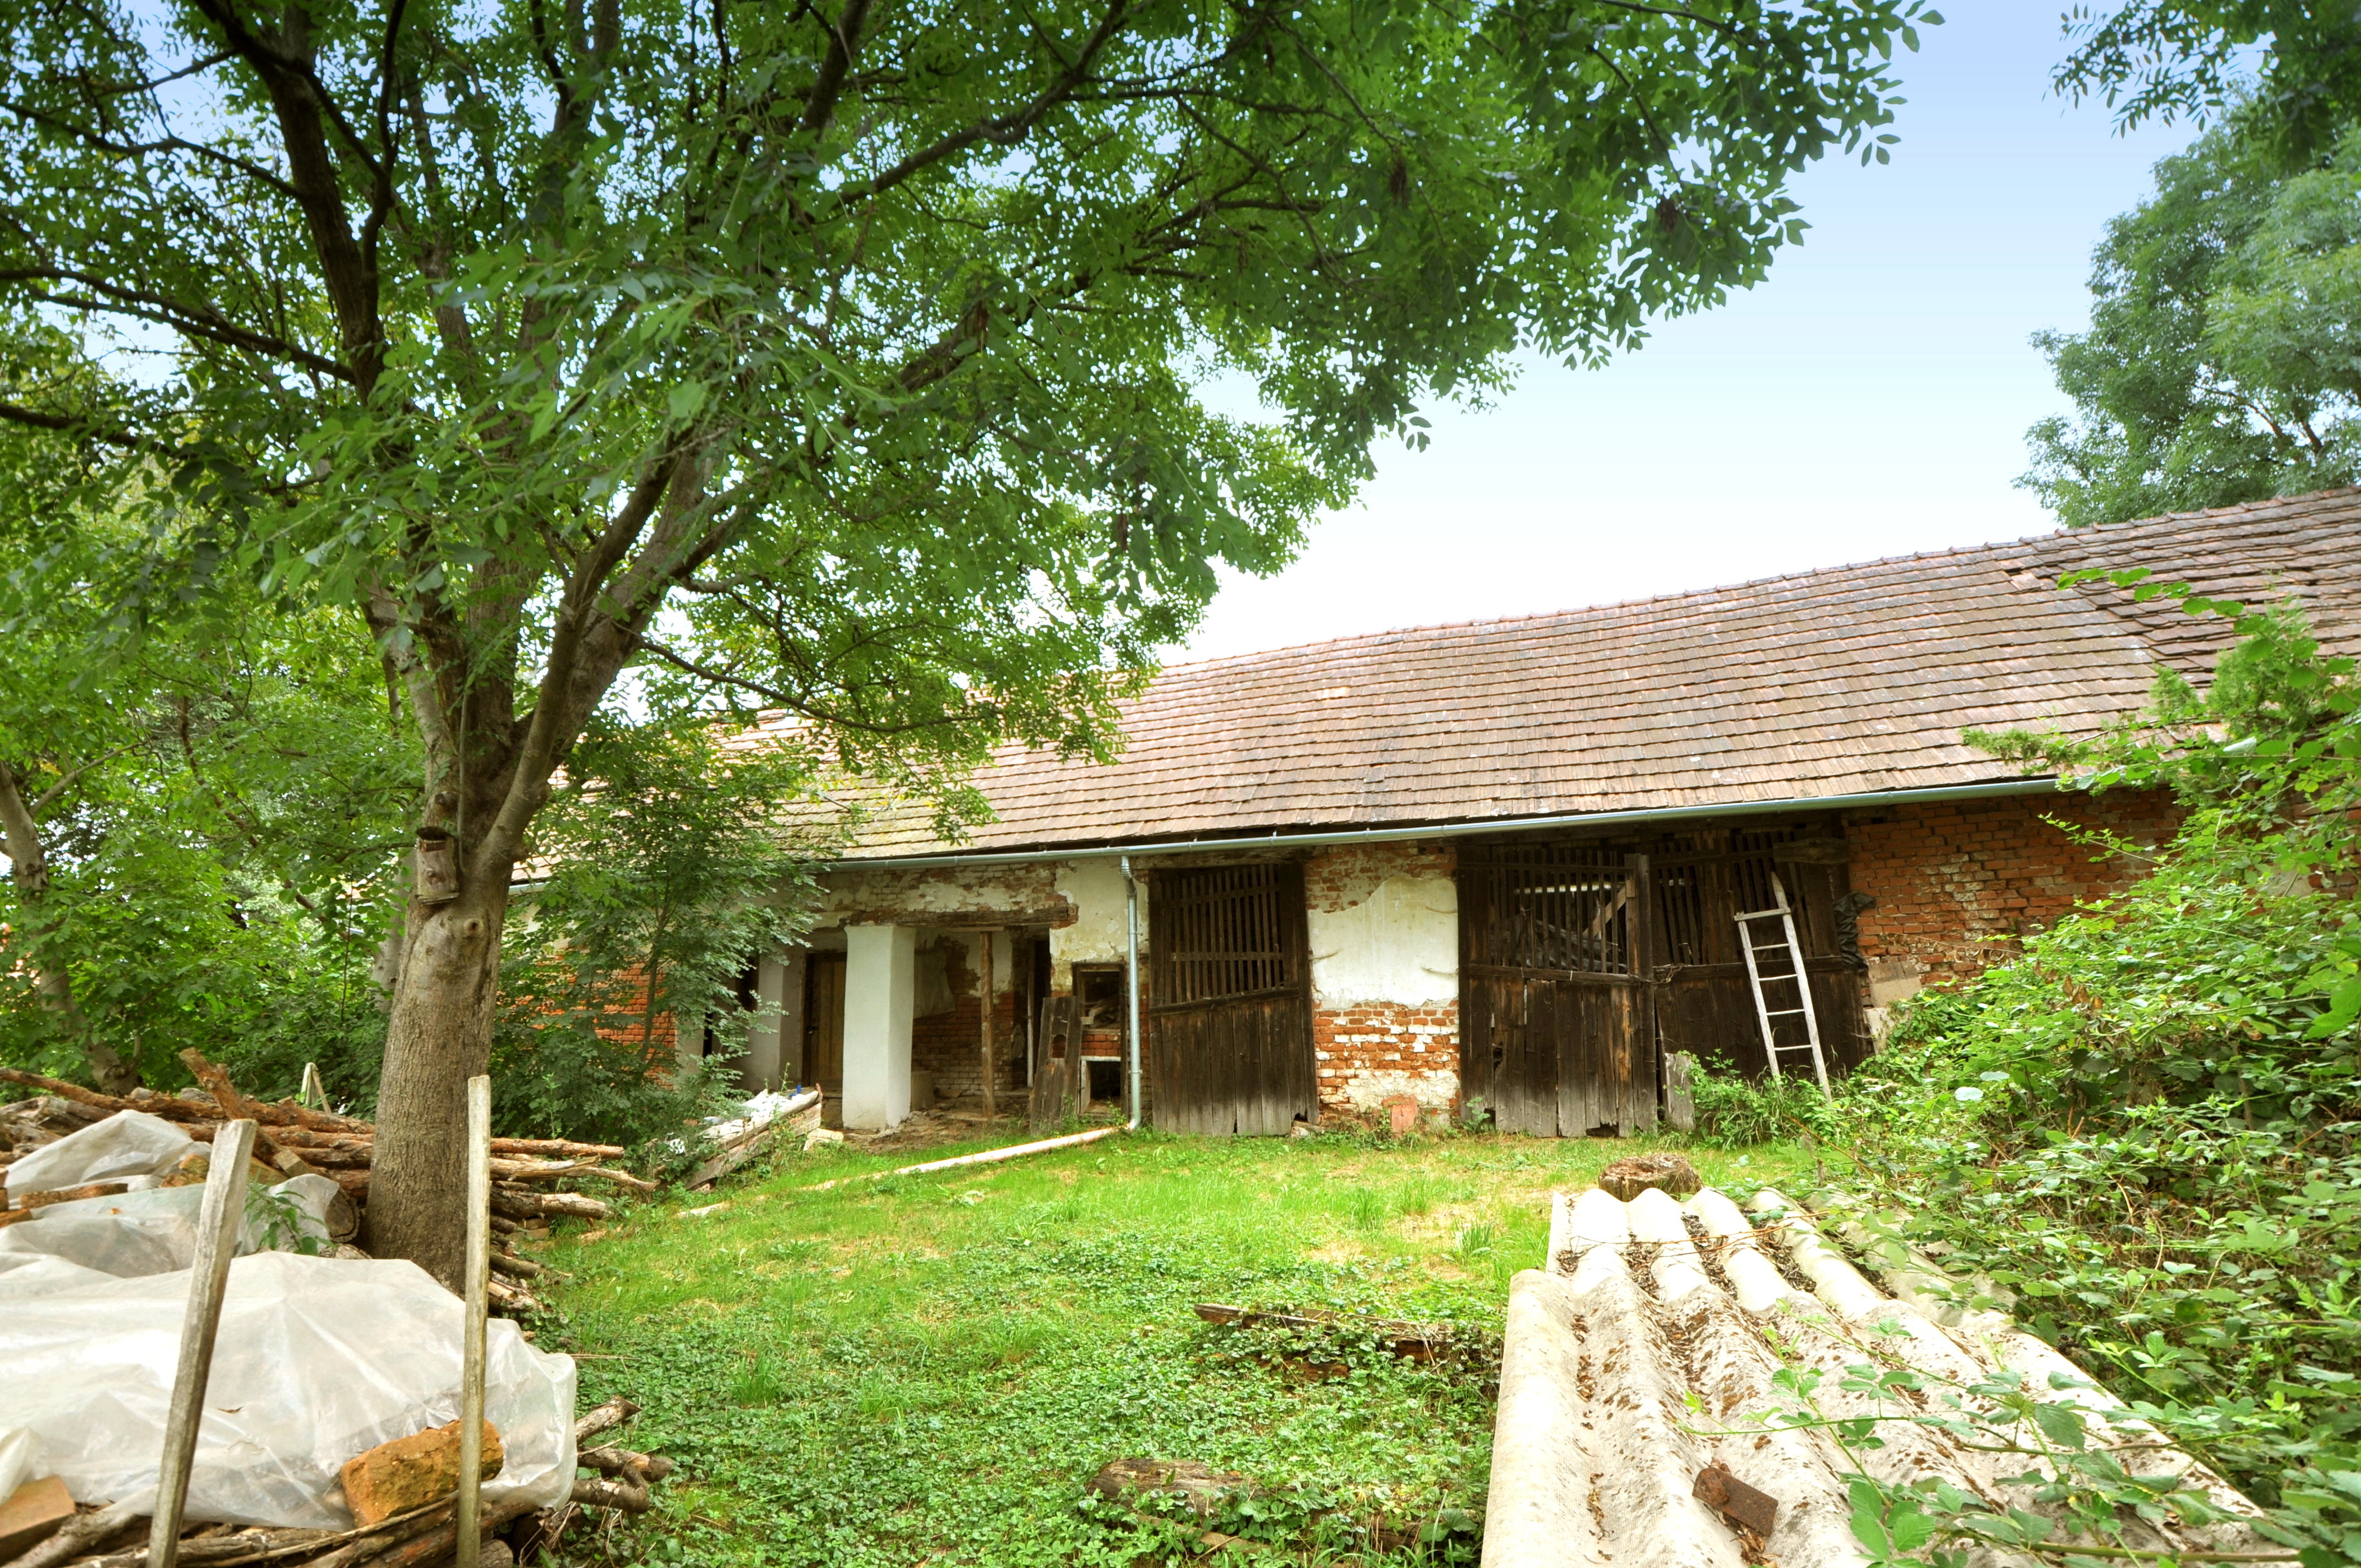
[741,951,789,1093]
[777,948,809,1088]
[843,924,915,1130]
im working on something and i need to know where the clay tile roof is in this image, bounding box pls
[838,488,2361,858]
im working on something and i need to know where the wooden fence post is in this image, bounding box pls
[979,930,996,1122]
[456,1075,491,1568]
[148,1117,257,1568]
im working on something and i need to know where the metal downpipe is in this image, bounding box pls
[1122,856,1143,1133]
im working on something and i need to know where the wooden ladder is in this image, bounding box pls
[1733,872,1831,1097]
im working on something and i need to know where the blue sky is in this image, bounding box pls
[1176,1,2203,662]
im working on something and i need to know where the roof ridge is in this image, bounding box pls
[1154,486,2361,678]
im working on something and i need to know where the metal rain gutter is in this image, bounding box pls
[820,776,2070,872]
[1120,855,1144,1133]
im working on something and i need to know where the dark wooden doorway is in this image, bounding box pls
[1460,845,1658,1136]
[1460,826,1870,1135]
[1650,830,1868,1080]
[1148,863,1316,1135]
[803,951,845,1088]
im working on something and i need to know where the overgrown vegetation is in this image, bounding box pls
[1752,585,2361,1565]
[492,721,823,1155]
[537,1130,1815,1567]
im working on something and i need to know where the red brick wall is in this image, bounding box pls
[907,938,1030,1101]
[1845,788,2179,1002]
[1310,1003,1458,1115]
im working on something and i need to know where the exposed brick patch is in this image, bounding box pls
[1312,1003,1459,1112]
[910,941,1027,1100]
[1846,788,2179,999]
[1303,841,1456,913]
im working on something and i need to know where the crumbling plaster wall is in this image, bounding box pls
[804,863,1053,1102]
[817,860,1068,929]
[1048,858,1139,991]
[1304,843,1461,1114]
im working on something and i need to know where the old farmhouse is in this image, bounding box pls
[706,491,2361,1136]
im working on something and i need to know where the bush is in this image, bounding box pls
[1689,1062,1840,1147]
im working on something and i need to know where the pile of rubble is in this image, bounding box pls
[0,1055,652,1315]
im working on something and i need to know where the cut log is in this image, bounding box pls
[485,1276,544,1316]
[18,1180,130,1209]
[574,1396,641,1444]
[176,1049,257,1121]
[0,1066,123,1110]
[6,1491,143,1567]
[526,1191,610,1221]
[63,1524,339,1567]
[488,1137,628,1158]
[579,1447,676,1482]
[304,1498,534,1568]
[569,1476,650,1513]
[338,1419,504,1528]
[568,1164,658,1193]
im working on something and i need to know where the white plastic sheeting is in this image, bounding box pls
[0,1250,576,1528]
[0,1174,344,1284]
[3,1108,193,1201]
[0,1427,40,1506]
[1484,1183,2268,1568]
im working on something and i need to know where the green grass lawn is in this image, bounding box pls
[540,1126,1819,1567]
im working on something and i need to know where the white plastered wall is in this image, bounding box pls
[1048,858,1140,990]
[1307,852,1461,1111]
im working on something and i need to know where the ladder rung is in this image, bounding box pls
[1764,1008,1807,1017]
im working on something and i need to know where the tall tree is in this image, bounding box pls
[0,0,1934,1283]
[2055,1,2361,162]
[2021,113,2361,526]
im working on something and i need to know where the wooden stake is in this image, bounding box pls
[978,930,997,1123]
[457,1075,492,1568]
[148,1117,256,1568]
[301,1061,326,1110]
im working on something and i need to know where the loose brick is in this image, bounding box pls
[339,1420,504,1527]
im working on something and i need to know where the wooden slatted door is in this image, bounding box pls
[1148,863,1316,1136]
[1459,846,1658,1137]
[1650,831,1868,1079]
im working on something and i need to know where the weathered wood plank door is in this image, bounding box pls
[1650,832,1868,1080]
[1148,863,1316,1136]
[1459,847,1658,1137]
[802,951,845,1088]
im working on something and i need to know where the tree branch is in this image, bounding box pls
[0,268,354,381]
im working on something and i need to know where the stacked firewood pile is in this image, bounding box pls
[0,1054,654,1315]
[11,1398,673,1568]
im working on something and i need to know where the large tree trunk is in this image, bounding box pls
[365,879,511,1289]
[0,758,140,1095]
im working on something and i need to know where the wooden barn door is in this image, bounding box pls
[1650,830,1868,1080]
[1459,846,1658,1137]
[1148,864,1316,1136]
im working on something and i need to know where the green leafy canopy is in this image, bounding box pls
[0,0,1934,853]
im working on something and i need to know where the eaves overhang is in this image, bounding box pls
[820,775,2072,872]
